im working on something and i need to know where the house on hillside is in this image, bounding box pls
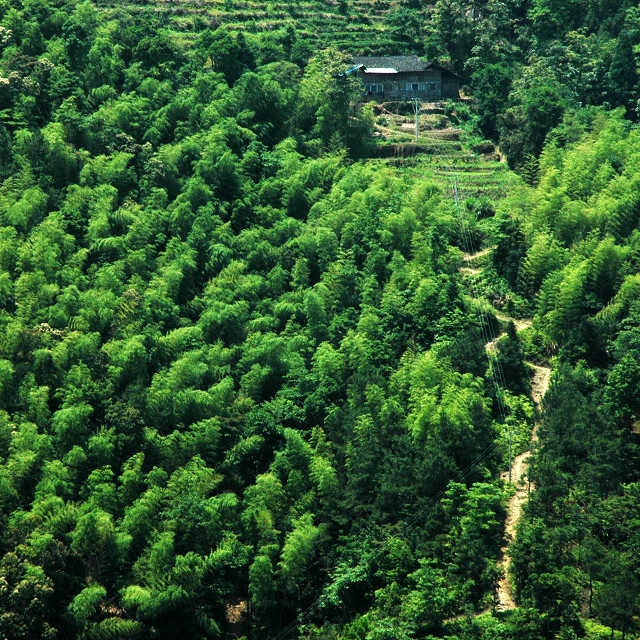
[350,55,461,100]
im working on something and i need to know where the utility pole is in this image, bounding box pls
[508,424,512,483]
[413,97,419,142]
[453,174,459,208]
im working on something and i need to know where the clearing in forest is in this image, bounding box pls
[371,101,519,201]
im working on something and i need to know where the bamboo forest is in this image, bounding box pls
[0,1,640,639]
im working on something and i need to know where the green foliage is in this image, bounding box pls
[298,49,374,155]
[0,553,57,640]
[502,110,640,640]
[493,322,530,395]
[2,1,640,639]
[0,6,520,632]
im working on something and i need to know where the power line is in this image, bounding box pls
[450,176,514,475]
[268,177,519,640]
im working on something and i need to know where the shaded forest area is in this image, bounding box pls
[0,1,640,640]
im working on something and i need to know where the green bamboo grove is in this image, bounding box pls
[0,1,640,639]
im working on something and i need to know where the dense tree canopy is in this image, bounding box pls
[0,2,522,638]
[1,1,640,639]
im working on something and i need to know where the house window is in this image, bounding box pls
[412,83,419,91]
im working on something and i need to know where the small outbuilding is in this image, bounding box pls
[351,55,461,100]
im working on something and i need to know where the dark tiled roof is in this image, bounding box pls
[351,55,462,78]
[352,55,428,73]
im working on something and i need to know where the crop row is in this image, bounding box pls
[94,0,410,51]
[97,1,392,24]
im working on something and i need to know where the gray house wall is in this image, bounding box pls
[353,57,460,101]
[362,70,442,99]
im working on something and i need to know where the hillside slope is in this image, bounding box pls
[94,0,430,53]
[2,1,640,639]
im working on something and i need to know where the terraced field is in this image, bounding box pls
[95,0,429,53]
[372,102,519,201]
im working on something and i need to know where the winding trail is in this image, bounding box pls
[459,245,552,612]
[485,331,506,355]
[495,363,551,610]
[495,311,532,333]
[463,246,495,263]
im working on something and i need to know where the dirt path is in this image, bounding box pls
[529,363,551,408]
[463,246,495,262]
[444,354,551,620]
[495,361,551,611]
[459,246,493,281]
[485,331,507,355]
[494,311,532,332]
[455,245,552,612]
